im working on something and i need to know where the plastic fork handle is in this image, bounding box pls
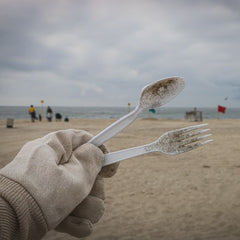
[89,106,142,147]
[103,144,153,166]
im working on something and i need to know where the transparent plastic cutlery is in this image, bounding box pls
[103,123,212,166]
[89,77,185,146]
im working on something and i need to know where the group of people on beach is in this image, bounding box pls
[28,105,53,122]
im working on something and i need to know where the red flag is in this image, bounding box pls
[218,105,226,114]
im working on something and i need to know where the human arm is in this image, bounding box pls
[0,129,118,240]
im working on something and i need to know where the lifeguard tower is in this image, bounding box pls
[185,108,203,122]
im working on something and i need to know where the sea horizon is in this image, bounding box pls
[0,106,239,120]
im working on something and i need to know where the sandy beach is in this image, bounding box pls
[0,118,240,240]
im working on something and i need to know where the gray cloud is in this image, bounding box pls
[0,0,240,107]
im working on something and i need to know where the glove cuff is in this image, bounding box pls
[0,174,48,239]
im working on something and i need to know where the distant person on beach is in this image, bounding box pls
[55,113,62,121]
[0,129,119,240]
[28,105,36,122]
[64,116,69,122]
[46,106,53,122]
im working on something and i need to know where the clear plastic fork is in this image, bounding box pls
[103,123,213,166]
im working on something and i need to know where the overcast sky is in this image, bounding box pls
[0,0,240,108]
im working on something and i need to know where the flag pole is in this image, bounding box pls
[41,100,44,120]
[128,102,131,113]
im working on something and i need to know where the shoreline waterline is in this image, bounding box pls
[0,106,239,120]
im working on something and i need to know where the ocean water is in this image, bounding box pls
[0,106,239,120]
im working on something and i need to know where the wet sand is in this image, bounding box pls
[0,118,240,240]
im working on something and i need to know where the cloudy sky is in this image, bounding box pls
[0,0,240,108]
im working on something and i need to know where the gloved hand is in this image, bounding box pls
[0,129,119,239]
[55,131,119,238]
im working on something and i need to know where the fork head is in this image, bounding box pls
[154,123,213,155]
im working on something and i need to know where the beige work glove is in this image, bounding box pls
[55,132,119,238]
[0,129,119,238]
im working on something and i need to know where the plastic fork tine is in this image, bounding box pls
[176,123,208,134]
[180,134,212,146]
[180,139,213,153]
[187,128,210,136]
[178,128,211,140]
[201,139,213,145]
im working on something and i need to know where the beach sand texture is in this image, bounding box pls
[0,118,240,240]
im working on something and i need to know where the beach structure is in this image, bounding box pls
[6,118,14,128]
[185,108,203,122]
